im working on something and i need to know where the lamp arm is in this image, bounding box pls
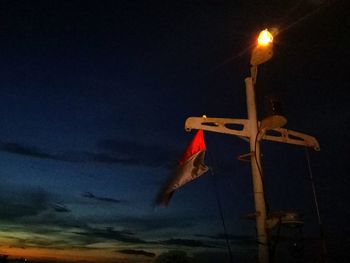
[185,116,250,138]
[184,117,320,151]
[260,127,320,151]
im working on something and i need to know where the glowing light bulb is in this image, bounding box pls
[258,29,273,46]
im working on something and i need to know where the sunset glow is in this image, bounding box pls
[0,1,347,262]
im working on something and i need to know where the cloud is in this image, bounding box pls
[0,141,77,163]
[0,139,176,168]
[154,250,194,263]
[118,249,155,258]
[81,192,122,204]
[160,238,215,248]
[51,203,71,213]
[195,233,256,247]
[1,221,148,249]
[95,138,177,167]
[18,209,84,231]
[74,226,147,244]
[4,230,100,250]
[113,216,195,232]
[84,152,133,164]
[0,142,57,160]
[0,185,49,220]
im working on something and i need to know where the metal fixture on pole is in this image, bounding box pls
[184,29,320,263]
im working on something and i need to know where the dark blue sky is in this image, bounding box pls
[0,1,348,262]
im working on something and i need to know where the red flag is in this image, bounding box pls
[156,130,209,206]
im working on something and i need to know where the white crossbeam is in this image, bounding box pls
[185,116,320,151]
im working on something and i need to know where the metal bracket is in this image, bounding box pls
[185,116,249,138]
[237,152,253,162]
[185,116,320,151]
[261,128,320,151]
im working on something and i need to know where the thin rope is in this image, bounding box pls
[304,147,328,263]
[207,152,234,263]
[305,148,322,224]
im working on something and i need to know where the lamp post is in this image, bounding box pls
[184,29,320,263]
[245,29,274,263]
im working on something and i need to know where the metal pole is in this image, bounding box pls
[245,76,269,263]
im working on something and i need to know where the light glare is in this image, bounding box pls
[258,29,273,46]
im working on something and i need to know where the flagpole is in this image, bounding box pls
[245,76,269,263]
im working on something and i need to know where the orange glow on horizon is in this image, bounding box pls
[0,246,154,263]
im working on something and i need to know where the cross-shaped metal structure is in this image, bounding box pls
[184,29,320,263]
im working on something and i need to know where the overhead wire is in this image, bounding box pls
[207,151,234,263]
[304,147,329,263]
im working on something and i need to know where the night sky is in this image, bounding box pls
[0,1,348,262]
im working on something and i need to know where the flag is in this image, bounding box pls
[156,130,209,206]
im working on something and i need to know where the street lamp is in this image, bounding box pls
[244,29,275,263]
[184,29,320,263]
[251,29,274,66]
